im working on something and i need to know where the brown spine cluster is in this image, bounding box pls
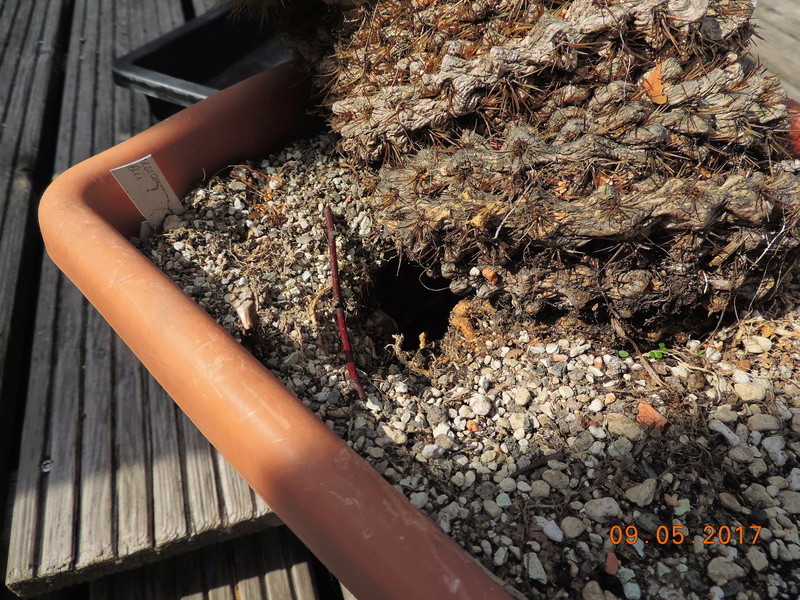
[239,0,800,335]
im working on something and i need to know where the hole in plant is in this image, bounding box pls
[373,258,460,350]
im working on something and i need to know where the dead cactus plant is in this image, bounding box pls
[235,0,800,337]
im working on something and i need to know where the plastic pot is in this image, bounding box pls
[112,3,291,110]
[38,62,520,600]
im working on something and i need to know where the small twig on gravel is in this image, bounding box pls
[307,283,333,328]
[324,205,368,400]
[611,316,669,390]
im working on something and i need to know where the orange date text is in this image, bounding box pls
[609,525,762,545]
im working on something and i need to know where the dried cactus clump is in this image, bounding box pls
[231,0,364,65]
[321,0,800,334]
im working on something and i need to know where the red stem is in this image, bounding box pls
[324,205,367,400]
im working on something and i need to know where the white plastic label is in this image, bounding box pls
[111,155,184,235]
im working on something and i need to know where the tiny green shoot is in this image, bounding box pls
[648,342,669,359]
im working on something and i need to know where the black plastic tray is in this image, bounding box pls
[112,3,292,109]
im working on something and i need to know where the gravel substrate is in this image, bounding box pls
[138,133,800,600]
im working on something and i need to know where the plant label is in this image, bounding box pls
[111,154,184,236]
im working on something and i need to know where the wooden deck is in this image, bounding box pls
[753,0,800,100]
[86,527,323,600]
[11,526,325,600]
[0,0,285,597]
[0,0,798,599]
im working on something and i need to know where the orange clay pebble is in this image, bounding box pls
[466,420,479,432]
[636,400,668,433]
[481,267,500,285]
[605,552,620,575]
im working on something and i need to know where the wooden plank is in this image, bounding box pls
[113,569,146,600]
[84,529,322,600]
[0,2,32,123]
[1,1,66,587]
[36,0,97,579]
[148,380,188,548]
[232,535,268,600]
[214,451,256,526]
[143,560,178,600]
[282,529,319,600]
[76,310,115,568]
[253,489,272,518]
[215,529,321,600]
[37,273,85,578]
[72,0,118,570]
[5,260,59,589]
[258,529,294,600]
[177,410,222,536]
[89,578,112,600]
[164,0,186,30]
[202,545,236,600]
[175,552,205,600]
[114,339,151,557]
[10,0,287,592]
[753,0,800,100]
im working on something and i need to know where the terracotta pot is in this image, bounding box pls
[39,62,520,600]
[787,98,800,157]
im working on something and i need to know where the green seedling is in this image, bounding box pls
[648,342,669,359]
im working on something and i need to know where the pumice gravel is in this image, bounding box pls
[139,133,800,600]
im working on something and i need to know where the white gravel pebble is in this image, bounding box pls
[743,335,772,354]
[735,382,767,402]
[625,479,657,507]
[708,419,741,445]
[469,394,492,416]
[706,556,745,585]
[534,516,564,542]
[523,553,547,583]
[748,414,780,431]
[584,498,622,522]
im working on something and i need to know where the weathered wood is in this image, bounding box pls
[81,529,321,600]
[113,339,151,557]
[283,530,318,600]
[144,560,179,600]
[89,578,112,600]
[753,0,800,100]
[113,569,146,600]
[202,545,236,600]
[7,0,280,594]
[77,310,115,568]
[6,0,294,589]
[253,489,272,518]
[174,552,205,600]
[214,451,256,526]
[148,380,189,548]
[232,534,267,600]
[37,274,84,579]
[177,410,221,536]
[65,18,116,575]
[259,529,295,599]
[0,0,66,587]
[5,258,59,588]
